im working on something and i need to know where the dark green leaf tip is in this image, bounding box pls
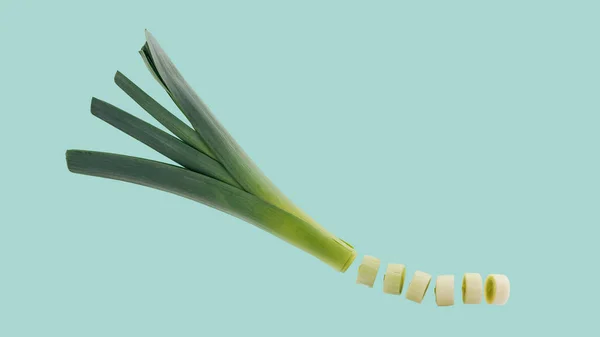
[90,97,101,115]
[65,149,76,172]
[114,70,123,82]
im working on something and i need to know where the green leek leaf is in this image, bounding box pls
[90,97,241,188]
[65,30,357,273]
[114,71,216,159]
[66,150,356,272]
[141,30,331,234]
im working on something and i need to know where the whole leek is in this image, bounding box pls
[66,30,356,272]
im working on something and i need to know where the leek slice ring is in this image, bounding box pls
[383,264,406,295]
[462,273,482,304]
[434,275,454,306]
[485,274,510,305]
[356,255,380,287]
[406,271,432,303]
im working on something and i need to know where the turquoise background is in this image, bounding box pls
[1,0,598,336]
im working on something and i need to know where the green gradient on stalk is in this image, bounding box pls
[140,30,355,269]
[66,150,356,272]
[140,33,306,220]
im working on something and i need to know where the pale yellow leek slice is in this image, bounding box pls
[485,274,510,305]
[434,275,454,306]
[383,263,406,295]
[462,273,482,304]
[405,271,432,303]
[356,255,380,288]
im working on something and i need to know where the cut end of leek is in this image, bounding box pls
[340,248,358,273]
[462,273,483,304]
[485,274,510,305]
[406,271,432,303]
[383,263,406,295]
[356,255,381,288]
[435,275,455,306]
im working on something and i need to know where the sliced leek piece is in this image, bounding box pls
[383,263,406,295]
[485,274,510,305]
[405,271,431,303]
[356,255,380,287]
[462,273,483,304]
[434,275,454,306]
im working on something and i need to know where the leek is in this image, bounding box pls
[65,30,356,272]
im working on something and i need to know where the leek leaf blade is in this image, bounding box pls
[114,71,216,159]
[141,30,324,230]
[90,97,241,188]
[66,150,356,272]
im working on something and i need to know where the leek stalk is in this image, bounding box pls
[65,30,356,272]
[67,150,355,271]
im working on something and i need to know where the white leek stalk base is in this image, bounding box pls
[405,271,432,303]
[356,255,380,288]
[485,274,510,305]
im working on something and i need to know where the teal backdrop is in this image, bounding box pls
[1,0,598,336]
